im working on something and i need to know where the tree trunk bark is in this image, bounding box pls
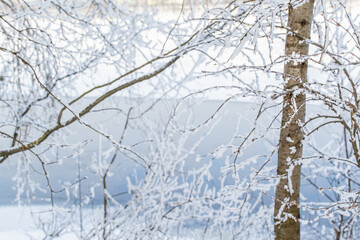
[274,1,315,239]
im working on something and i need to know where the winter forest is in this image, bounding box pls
[0,0,359,239]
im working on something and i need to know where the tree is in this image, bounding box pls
[274,0,315,239]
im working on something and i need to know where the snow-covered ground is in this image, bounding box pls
[0,99,339,239]
[0,206,76,240]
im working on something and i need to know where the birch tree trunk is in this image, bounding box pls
[274,1,315,239]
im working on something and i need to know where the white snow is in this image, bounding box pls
[0,206,76,240]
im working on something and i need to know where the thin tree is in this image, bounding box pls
[274,0,315,239]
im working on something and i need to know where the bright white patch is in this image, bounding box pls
[287,164,295,195]
[289,146,297,154]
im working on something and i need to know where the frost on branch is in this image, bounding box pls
[0,0,359,239]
